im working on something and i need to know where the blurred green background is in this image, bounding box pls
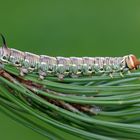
[0,0,140,140]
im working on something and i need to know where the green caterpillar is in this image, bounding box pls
[0,34,140,79]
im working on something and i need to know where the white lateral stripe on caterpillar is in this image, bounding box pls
[0,34,140,79]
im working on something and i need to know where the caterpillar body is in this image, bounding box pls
[0,34,140,79]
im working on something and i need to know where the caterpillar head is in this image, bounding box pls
[125,54,140,70]
[0,34,10,62]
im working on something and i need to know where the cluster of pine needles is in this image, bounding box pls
[0,63,140,140]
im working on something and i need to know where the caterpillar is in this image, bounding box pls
[0,34,140,79]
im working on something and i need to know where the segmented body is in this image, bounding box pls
[0,34,140,79]
[0,47,133,79]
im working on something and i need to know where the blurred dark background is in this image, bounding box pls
[0,0,140,140]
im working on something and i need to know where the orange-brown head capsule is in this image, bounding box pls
[125,54,140,70]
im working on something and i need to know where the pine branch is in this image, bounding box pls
[0,63,140,140]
